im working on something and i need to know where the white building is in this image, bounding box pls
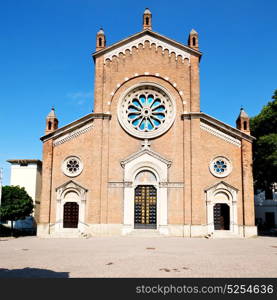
[7,159,42,230]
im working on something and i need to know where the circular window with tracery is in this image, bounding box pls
[117,84,176,139]
[62,156,83,177]
[209,156,232,178]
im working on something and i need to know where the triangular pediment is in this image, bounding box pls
[121,148,172,168]
[93,30,201,63]
[204,181,239,193]
[56,180,88,192]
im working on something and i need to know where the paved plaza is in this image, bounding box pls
[0,236,277,278]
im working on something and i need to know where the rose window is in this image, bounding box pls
[213,159,227,174]
[62,156,83,177]
[66,159,80,174]
[128,94,166,131]
[209,156,232,178]
[118,84,175,139]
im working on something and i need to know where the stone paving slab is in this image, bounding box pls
[0,236,277,278]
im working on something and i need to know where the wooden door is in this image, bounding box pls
[63,202,79,228]
[214,203,230,230]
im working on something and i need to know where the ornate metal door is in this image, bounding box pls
[134,185,157,229]
[63,202,79,228]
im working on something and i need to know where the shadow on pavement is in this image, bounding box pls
[0,268,69,278]
[258,229,277,237]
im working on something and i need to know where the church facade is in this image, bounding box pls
[37,9,257,238]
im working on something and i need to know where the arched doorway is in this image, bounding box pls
[62,191,80,228]
[121,149,171,235]
[134,185,157,229]
[206,182,238,235]
[55,181,88,233]
[213,203,230,230]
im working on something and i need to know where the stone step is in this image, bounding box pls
[126,229,163,237]
[50,229,82,238]
[209,230,241,239]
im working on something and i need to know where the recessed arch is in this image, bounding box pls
[205,181,238,235]
[55,181,87,233]
[214,191,230,203]
[121,148,170,235]
[134,169,157,184]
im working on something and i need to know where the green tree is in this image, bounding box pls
[0,185,34,235]
[250,90,277,196]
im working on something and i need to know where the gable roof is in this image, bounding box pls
[92,29,202,61]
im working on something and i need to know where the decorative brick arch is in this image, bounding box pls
[109,74,184,108]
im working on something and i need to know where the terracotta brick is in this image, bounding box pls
[38,16,256,237]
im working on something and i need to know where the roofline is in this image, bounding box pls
[41,110,254,143]
[92,29,202,60]
[40,113,111,142]
[7,159,42,165]
[181,112,255,142]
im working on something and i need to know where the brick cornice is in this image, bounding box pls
[181,112,255,143]
[92,30,202,61]
[40,113,111,143]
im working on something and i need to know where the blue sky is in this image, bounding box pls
[0,0,276,185]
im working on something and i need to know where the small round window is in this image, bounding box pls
[62,156,83,177]
[209,156,232,178]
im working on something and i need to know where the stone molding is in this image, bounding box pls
[200,122,241,147]
[41,113,111,143]
[108,182,132,188]
[204,181,238,203]
[182,112,254,143]
[56,180,88,195]
[53,123,94,147]
[159,182,184,188]
[121,148,172,168]
[108,181,184,188]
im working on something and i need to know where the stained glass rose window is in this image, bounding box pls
[118,84,175,139]
[62,156,83,177]
[209,156,232,178]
